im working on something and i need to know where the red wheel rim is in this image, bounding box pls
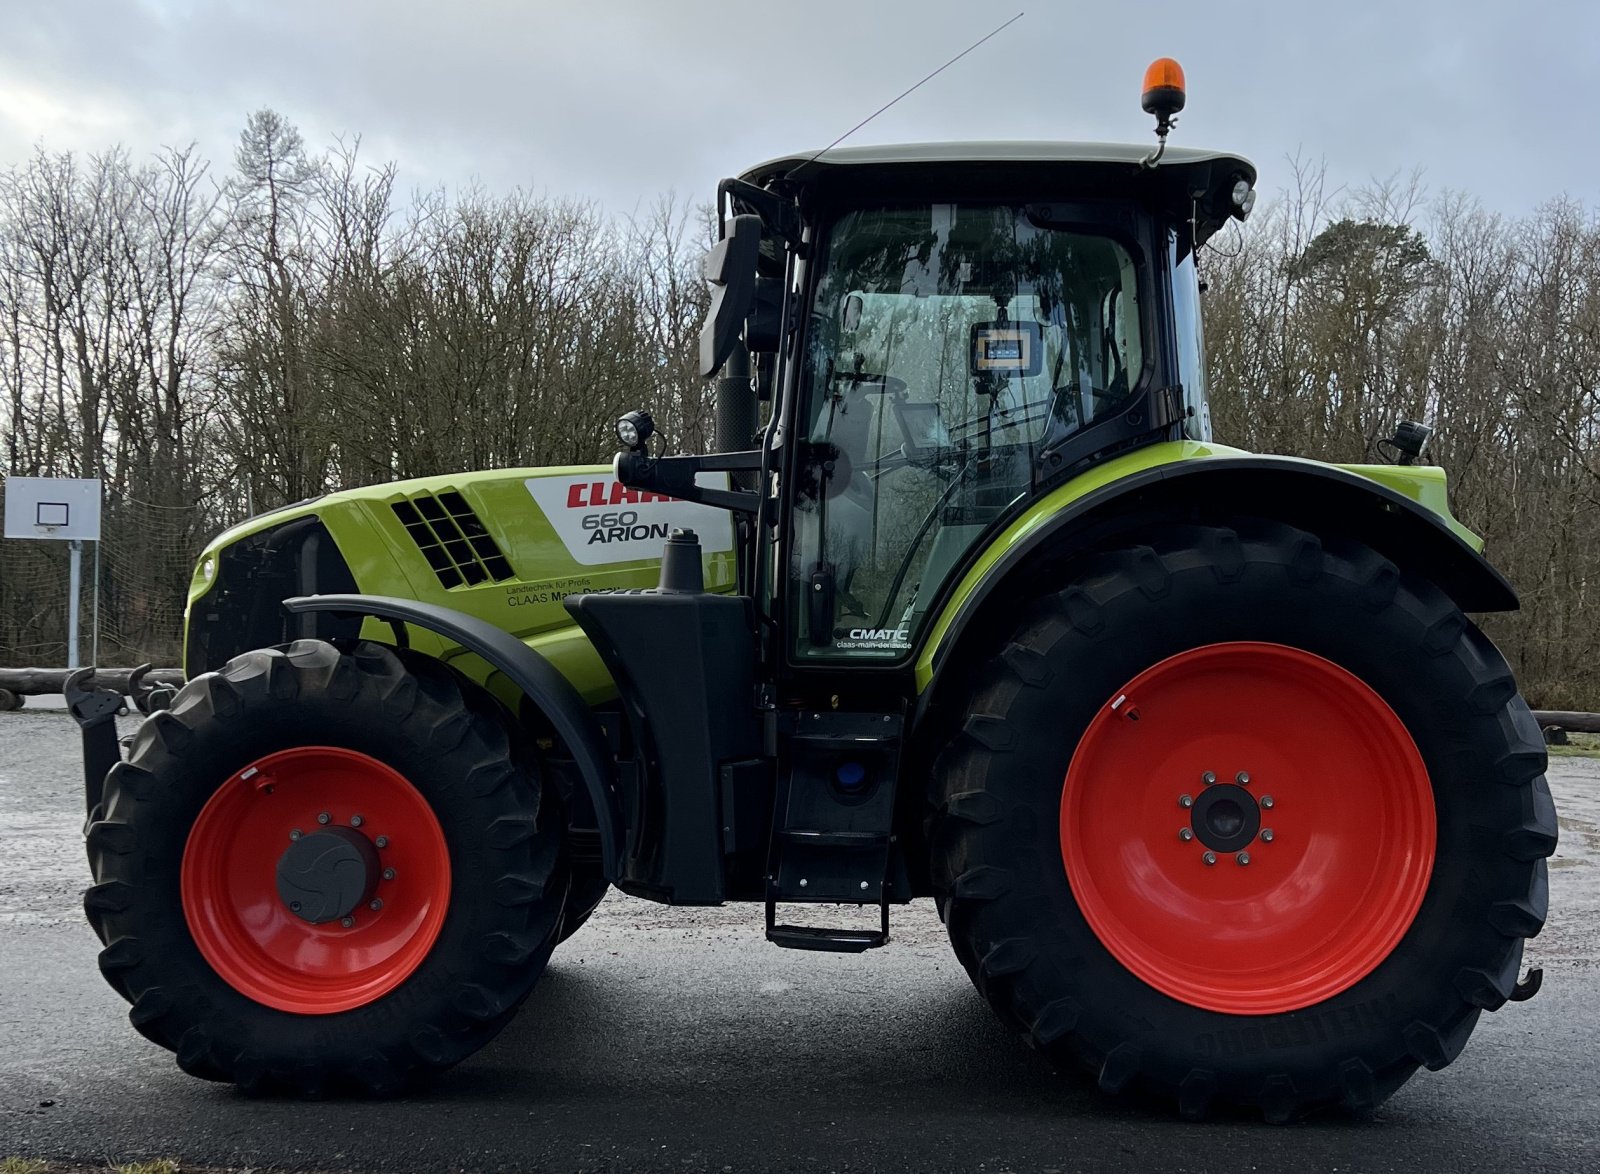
[1060,642,1434,1015]
[181,746,451,1014]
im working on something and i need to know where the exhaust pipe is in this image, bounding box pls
[715,341,759,490]
[714,340,756,454]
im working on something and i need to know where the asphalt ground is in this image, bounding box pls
[2,697,1598,1174]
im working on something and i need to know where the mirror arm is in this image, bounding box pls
[615,449,763,515]
[717,178,800,246]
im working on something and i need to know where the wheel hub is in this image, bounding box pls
[1189,782,1260,853]
[1060,641,1436,1015]
[275,826,379,923]
[181,745,451,1014]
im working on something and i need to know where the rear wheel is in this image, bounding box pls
[929,522,1556,1120]
[85,639,568,1095]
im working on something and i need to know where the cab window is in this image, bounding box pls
[791,203,1146,659]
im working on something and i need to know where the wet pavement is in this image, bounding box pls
[2,698,1598,1173]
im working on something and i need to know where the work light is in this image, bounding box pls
[617,410,654,452]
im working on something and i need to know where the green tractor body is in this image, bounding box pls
[76,85,1555,1120]
[183,464,744,707]
[183,444,1489,707]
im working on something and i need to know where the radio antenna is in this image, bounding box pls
[787,12,1026,180]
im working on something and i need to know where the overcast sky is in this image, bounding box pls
[0,0,1591,221]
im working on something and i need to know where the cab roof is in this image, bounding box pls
[739,140,1257,243]
[741,140,1255,185]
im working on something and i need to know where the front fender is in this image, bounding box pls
[284,594,625,882]
[915,445,1516,697]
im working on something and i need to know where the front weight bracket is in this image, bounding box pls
[66,666,133,826]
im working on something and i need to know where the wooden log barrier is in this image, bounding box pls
[2,667,1597,731]
[0,666,185,696]
[1533,710,1600,735]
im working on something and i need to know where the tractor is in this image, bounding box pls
[73,60,1555,1121]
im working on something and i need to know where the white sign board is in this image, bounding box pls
[3,476,103,541]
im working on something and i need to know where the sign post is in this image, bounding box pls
[3,476,104,668]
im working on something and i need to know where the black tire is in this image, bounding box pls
[557,867,610,945]
[84,639,568,1095]
[929,521,1557,1121]
[0,687,23,711]
[132,687,176,715]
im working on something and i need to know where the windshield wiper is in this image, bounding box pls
[943,399,1055,441]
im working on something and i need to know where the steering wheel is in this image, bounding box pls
[865,443,966,484]
[831,371,907,397]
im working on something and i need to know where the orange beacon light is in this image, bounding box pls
[1141,57,1187,122]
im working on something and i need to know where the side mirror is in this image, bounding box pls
[842,293,864,332]
[698,214,761,378]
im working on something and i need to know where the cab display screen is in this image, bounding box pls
[970,322,1043,377]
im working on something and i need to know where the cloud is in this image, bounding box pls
[0,0,1591,217]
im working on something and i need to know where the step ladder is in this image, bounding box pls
[763,711,901,952]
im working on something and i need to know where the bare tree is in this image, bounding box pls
[3,124,1593,710]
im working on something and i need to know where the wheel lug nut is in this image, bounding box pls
[1201,771,1216,785]
[1261,795,1275,808]
[369,899,383,911]
[1179,828,1194,842]
[1202,851,1217,866]
[375,835,389,848]
[289,829,302,841]
[1236,851,1251,865]
[1236,772,1250,785]
[1261,828,1275,842]
[317,812,331,825]
[382,868,396,881]
[340,916,355,928]
[350,814,364,828]
[1179,794,1194,808]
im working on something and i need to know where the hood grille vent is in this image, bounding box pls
[391,491,515,589]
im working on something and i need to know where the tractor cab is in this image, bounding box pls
[604,139,1255,676]
[572,127,1259,931]
[740,142,1255,664]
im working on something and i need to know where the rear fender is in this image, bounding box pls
[914,453,1517,711]
[284,594,625,881]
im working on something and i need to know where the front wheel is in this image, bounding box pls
[85,640,568,1095]
[929,523,1556,1120]
[556,866,610,944]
